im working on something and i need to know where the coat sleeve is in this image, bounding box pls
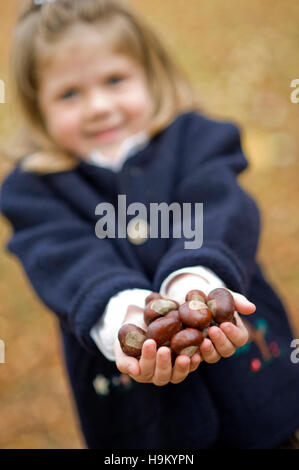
[152,113,261,297]
[0,166,152,355]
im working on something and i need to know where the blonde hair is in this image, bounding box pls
[4,0,199,174]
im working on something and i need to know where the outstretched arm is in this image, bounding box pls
[153,113,261,298]
[0,166,152,355]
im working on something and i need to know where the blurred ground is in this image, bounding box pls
[0,0,298,449]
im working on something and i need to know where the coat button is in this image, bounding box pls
[127,218,149,245]
[93,374,110,396]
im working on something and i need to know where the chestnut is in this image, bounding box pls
[206,288,235,324]
[145,292,162,305]
[165,309,180,321]
[118,323,147,358]
[178,300,212,329]
[185,289,207,303]
[144,298,179,326]
[170,328,204,357]
[146,315,182,348]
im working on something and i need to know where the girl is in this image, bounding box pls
[1,0,299,449]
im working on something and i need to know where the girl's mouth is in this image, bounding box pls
[89,125,123,143]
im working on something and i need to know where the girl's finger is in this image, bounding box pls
[152,347,172,386]
[208,326,236,358]
[227,289,256,315]
[114,340,140,376]
[199,338,221,363]
[220,313,249,348]
[189,351,202,372]
[138,339,157,379]
[170,355,190,384]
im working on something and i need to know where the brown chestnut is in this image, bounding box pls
[146,315,182,348]
[206,288,235,324]
[145,292,162,305]
[144,298,179,326]
[118,323,147,358]
[178,300,212,329]
[165,310,180,321]
[170,328,204,357]
[185,289,207,303]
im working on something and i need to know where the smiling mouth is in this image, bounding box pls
[88,125,123,142]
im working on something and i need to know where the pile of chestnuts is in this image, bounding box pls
[118,288,237,360]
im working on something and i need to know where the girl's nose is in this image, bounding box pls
[84,89,113,118]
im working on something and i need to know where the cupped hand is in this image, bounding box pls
[114,305,202,385]
[199,289,256,363]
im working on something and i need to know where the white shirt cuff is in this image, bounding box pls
[90,288,152,361]
[159,266,226,304]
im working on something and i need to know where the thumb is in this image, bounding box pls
[113,336,141,376]
[228,290,256,315]
[123,305,147,330]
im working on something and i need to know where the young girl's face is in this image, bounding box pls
[37,27,155,160]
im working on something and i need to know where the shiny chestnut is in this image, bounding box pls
[118,323,147,358]
[179,299,212,329]
[145,292,163,305]
[146,315,182,348]
[170,328,204,357]
[206,288,235,324]
[144,298,179,326]
[185,289,207,303]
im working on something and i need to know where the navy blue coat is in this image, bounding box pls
[1,111,299,449]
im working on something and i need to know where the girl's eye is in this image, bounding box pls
[107,76,125,86]
[60,89,79,100]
